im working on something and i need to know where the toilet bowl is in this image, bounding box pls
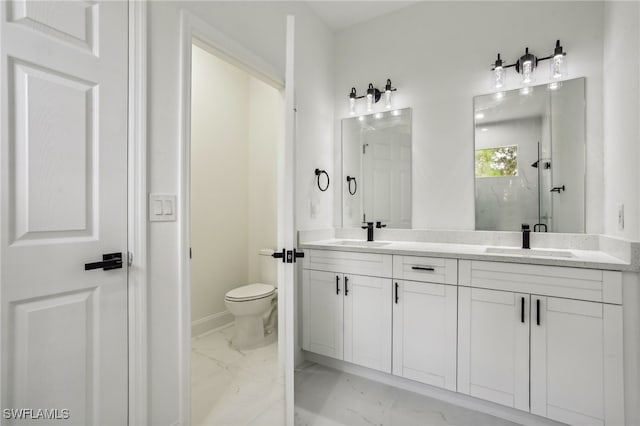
[224,249,278,349]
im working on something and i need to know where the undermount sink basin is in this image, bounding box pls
[331,240,391,248]
[485,247,574,258]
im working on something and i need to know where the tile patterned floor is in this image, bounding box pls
[294,363,521,426]
[191,324,285,426]
[192,326,520,426]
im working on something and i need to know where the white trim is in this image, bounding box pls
[177,10,287,426]
[303,352,565,426]
[127,1,148,425]
[191,310,234,337]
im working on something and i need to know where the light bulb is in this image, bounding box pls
[385,90,392,109]
[366,94,373,112]
[349,87,357,115]
[549,40,567,80]
[522,60,533,85]
[384,79,393,109]
[494,66,505,89]
[552,55,563,78]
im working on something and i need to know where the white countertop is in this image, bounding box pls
[300,238,635,271]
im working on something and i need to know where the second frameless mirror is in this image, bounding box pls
[342,108,412,228]
[474,78,585,233]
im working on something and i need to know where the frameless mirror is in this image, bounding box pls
[342,108,412,228]
[474,77,585,232]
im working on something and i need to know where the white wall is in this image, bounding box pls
[333,1,604,232]
[147,2,333,424]
[190,45,249,334]
[603,1,640,240]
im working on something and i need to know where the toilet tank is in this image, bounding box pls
[259,249,277,287]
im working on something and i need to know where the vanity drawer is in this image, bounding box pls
[458,260,622,304]
[303,249,392,278]
[393,255,457,285]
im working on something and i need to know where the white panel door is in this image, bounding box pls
[530,297,624,426]
[458,287,529,411]
[392,280,457,390]
[343,274,392,373]
[301,270,344,359]
[1,2,128,425]
[362,129,411,227]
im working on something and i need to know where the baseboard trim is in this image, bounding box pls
[191,311,233,337]
[302,351,564,426]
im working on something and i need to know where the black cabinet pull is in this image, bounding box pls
[411,266,435,271]
[521,297,525,323]
[536,299,541,326]
[395,282,399,304]
[336,275,340,295]
[345,276,349,296]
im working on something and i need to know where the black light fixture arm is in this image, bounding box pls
[490,40,567,71]
[348,79,397,101]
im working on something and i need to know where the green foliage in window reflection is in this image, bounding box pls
[475,145,518,177]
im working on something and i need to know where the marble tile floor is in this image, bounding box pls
[191,324,285,426]
[294,363,521,426]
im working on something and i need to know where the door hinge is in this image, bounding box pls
[128,252,133,267]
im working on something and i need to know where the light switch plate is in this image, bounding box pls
[149,194,177,222]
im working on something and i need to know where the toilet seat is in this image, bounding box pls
[225,283,275,302]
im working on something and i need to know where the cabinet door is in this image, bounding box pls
[392,280,457,390]
[530,297,624,426]
[458,287,529,411]
[302,270,344,359]
[343,274,392,373]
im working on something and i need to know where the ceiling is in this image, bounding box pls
[305,1,419,31]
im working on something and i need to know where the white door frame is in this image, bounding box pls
[128,1,148,425]
[177,10,287,426]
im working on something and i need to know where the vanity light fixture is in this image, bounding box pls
[348,79,397,114]
[490,40,568,91]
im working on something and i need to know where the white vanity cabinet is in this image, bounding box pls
[302,250,393,373]
[458,260,625,425]
[391,256,458,391]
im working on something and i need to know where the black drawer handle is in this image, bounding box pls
[411,266,435,271]
[536,299,541,326]
[336,275,340,295]
[395,282,399,304]
[521,297,525,323]
[344,276,349,296]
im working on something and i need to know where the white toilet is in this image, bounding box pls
[224,249,277,349]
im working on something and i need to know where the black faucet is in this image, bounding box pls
[362,222,375,242]
[522,224,531,249]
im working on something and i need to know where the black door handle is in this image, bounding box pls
[521,297,525,323]
[85,253,123,271]
[293,249,304,262]
[272,249,286,263]
[536,299,541,326]
[344,276,349,296]
[395,282,399,304]
[336,275,340,295]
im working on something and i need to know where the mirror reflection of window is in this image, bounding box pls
[475,145,518,177]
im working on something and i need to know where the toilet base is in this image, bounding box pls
[231,315,275,350]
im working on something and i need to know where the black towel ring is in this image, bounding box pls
[315,169,330,191]
[346,176,357,195]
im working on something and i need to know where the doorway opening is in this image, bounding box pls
[189,39,284,425]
